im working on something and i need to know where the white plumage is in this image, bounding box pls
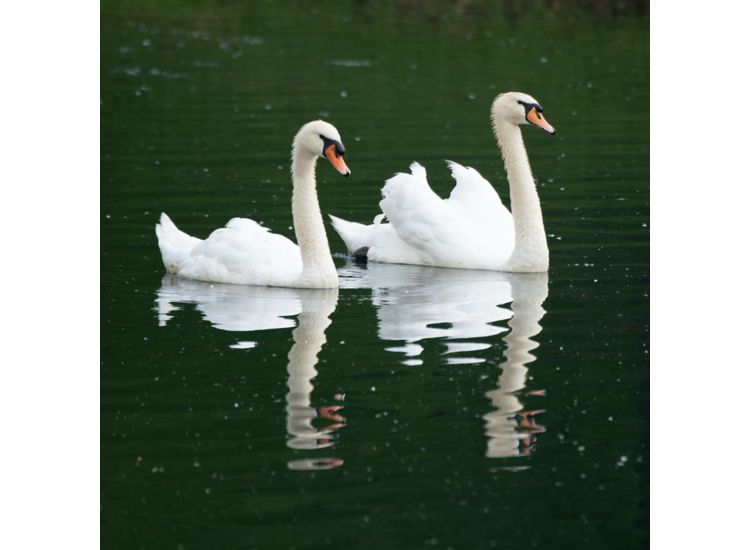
[331,160,515,269]
[330,92,555,273]
[156,214,304,286]
[155,120,351,288]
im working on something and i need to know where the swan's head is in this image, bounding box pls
[294,120,351,176]
[492,92,555,135]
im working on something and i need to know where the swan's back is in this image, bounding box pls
[182,218,303,285]
[376,162,515,269]
[155,213,303,286]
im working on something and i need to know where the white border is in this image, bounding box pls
[3,1,750,548]
[652,1,750,548]
[1,2,100,548]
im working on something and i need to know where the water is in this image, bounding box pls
[101,2,649,548]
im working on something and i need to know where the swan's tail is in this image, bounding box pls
[328,214,375,255]
[155,213,201,273]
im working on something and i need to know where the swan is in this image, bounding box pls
[329,92,555,272]
[155,120,350,288]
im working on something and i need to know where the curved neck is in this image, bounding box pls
[493,120,548,270]
[291,145,337,281]
[484,273,549,457]
[285,289,341,451]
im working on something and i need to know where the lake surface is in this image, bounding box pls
[101,2,649,548]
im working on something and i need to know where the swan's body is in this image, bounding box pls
[330,92,555,273]
[156,120,350,288]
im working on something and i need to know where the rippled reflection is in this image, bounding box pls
[483,272,548,459]
[157,264,548,464]
[340,262,513,365]
[340,263,549,459]
[156,276,345,470]
[283,289,345,462]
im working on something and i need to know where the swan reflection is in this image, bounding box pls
[339,262,513,364]
[156,261,549,463]
[156,275,345,470]
[483,272,548,459]
[340,262,549,459]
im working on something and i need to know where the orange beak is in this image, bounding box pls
[324,144,351,176]
[527,107,556,135]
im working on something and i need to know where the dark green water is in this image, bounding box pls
[101,2,649,548]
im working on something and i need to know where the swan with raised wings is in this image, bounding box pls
[329,92,554,272]
[156,120,350,288]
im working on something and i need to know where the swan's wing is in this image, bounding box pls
[445,161,514,236]
[378,163,496,267]
[376,162,516,268]
[379,162,457,246]
[331,162,515,269]
[331,163,479,265]
[179,217,302,285]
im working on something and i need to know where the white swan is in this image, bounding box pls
[155,120,350,288]
[329,92,555,272]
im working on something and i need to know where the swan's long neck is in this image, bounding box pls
[291,145,337,286]
[493,120,549,272]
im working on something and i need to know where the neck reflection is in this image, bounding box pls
[155,276,344,471]
[483,272,548,459]
[340,263,549,460]
[284,289,346,471]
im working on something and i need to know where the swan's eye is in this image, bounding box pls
[320,134,345,157]
[517,100,533,115]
